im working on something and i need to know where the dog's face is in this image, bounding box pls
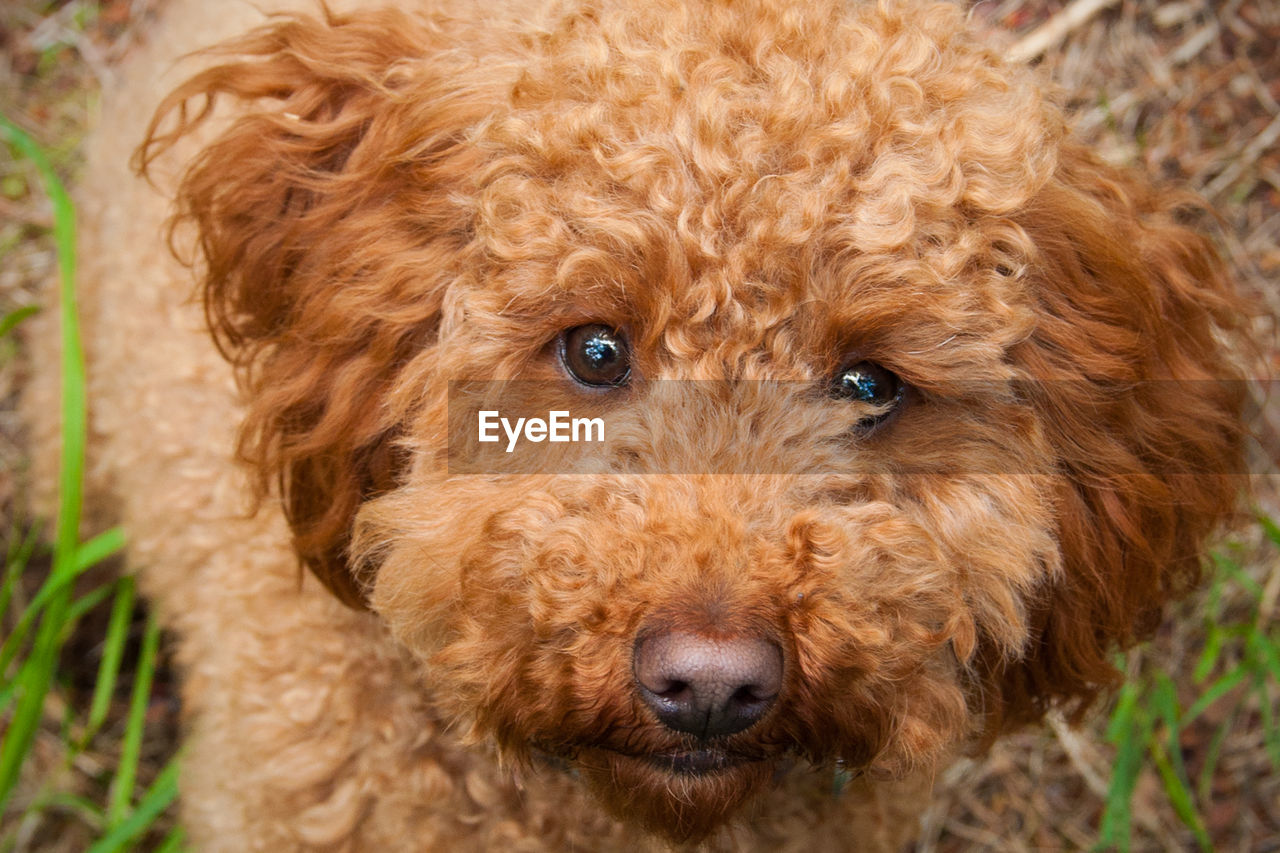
[143,0,1245,841]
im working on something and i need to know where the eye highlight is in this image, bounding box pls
[560,324,631,387]
[831,360,903,426]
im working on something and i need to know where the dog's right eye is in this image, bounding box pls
[560,324,631,387]
[830,360,903,427]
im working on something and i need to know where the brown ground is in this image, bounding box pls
[1,0,1276,850]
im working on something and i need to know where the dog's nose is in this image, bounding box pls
[634,631,783,739]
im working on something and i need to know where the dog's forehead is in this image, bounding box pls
[453,0,1060,358]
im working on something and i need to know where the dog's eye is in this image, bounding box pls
[561,324,631,387]
[831,361,902,424]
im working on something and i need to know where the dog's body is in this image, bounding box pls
[25,0,1247,848]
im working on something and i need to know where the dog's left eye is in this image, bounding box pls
[560,324,632,387]
[831,361,903,423]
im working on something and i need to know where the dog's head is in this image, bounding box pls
[141,0,1247,841]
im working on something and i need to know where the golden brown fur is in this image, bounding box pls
[25,0,1248,847]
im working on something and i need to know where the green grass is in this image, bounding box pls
[0,114,180,852]
[1097,521,1280,852]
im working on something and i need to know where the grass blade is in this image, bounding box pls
[1209,552,1262,601]
[1097,682,1147,852]
[31,790,106,828]
[1193,626,1224,683]
[1182,664,1247,726]
[62,581,118,631]
[1197,703,1239,803]
[0,523,42,635]
[0,526,125,679]
[1147,734,1210,851]
[88,752,181,853]
[74,527,127,573]
[0,304,39,338]
[1258,513,1280,549]
[1251,667,1280,768]
[1149,674,1192,786]
[1145,675,1208,848]
[0,113,82,810]
[80,577,136,749]
[106,609,161,827]
[153,824,187,853]
[1250,629,1280,683]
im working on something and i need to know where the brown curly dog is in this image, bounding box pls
[25,0,1249,848]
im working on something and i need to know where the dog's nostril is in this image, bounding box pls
[634,631,783,740]
[657,680,690,700]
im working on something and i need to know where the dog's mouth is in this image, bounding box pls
[533,742,772,777]
[526,737,865,842]
[640,746,764,776]
[568,744,779,843]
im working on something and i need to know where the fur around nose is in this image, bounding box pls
[634,631,783,739]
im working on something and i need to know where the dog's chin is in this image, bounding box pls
[574,747,776,843]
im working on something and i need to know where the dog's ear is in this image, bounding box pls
[988,143,1250,730]
[137,8,496,608]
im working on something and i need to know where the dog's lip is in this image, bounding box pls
[533,742,772,778]
[644,747,757,776]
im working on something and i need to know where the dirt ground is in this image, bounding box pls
[1,0,1276,850]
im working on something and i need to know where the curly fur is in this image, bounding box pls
[25,0,1248,848]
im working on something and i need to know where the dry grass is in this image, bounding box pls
[1,0,1276,850]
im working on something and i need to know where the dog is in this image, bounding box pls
[24,0,1249,848]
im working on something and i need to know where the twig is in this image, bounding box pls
[0,197,55,231]
[915,758,976,853]
[1204,112,1280,199]
[1169,20,1220,67]
[1258,549,1280,626]
[1047,713,1109,798]
[1008,0,1121,63]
